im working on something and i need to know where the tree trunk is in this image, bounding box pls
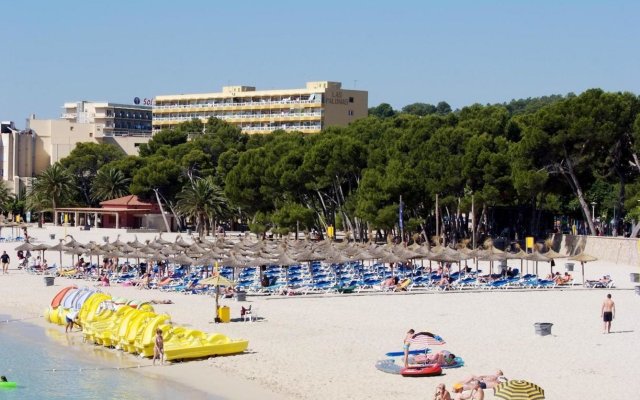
[166,202,182,232]
[315,190,329,224]
[197,213,205,237]
[559,155,596,235]
[632,152,640,174]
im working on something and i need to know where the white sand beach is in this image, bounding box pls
[1,225,639,399]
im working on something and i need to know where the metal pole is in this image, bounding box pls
[435,194,439,246]
[399,195,404,245]
[471,194,475,249]
[472,194,477,273]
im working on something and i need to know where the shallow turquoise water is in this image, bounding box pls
[0,316,216,400]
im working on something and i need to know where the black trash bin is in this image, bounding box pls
[44,276,55,287]
[630,273,640,283]
[235,291,247,302]
[565,263,575,271]
[49,234,56,240]
[534,322,553,336]
[635,286,640,296]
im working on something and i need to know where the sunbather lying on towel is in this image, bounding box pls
[394,278,411,292]
[381,276,398,289]
[412,350,456,366]
[455,380,484,399]
[150,299,174,304]
[460,370,506,390]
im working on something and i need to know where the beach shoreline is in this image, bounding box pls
[2,225,640,399]
[0,286,282,400]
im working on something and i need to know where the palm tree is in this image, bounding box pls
[28,163,76,222]
[91,168,131,202]
[175,176,228,236]
[25,188,49,227]
[0,183,14,213]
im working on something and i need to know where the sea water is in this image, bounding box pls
[0,316,217,400]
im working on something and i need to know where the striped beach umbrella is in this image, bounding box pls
[409,331,446,347]
[494,380,545,400]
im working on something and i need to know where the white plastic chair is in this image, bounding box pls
[242,305,256,322]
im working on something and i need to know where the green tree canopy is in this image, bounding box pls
[368,103,396,119]
[59,142,125,205]
[91,168,131,202]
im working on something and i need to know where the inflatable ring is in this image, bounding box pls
[400,364,442,377]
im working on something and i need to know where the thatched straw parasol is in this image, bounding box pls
[568,252,598,285]
[154,233,172,245]
[127,236,146,249]
[170,253,195,266]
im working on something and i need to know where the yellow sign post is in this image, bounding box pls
[64,213,68,237]
[525,236,534,252]
[525,236,535,276]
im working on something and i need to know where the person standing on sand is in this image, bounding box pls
[403,329,414,368]
[1,251,9,274]
[601,293,615,334]
[153,328,164,365]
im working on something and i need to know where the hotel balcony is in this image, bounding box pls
[153,123,321,134]
[153,98,322,113]
[153,111,322,125]
[97,129,153,138]
[242,124,321,133]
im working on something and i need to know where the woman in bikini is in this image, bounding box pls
[414,350,456,366]
[403,329,415,368]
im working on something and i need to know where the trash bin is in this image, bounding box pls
[565,263,575,272]
[44,276,55,287]
[49,234,56,240]
[235,291,246,302]
[217,306,231,323]
[534,322,553,336]
[630,273,640,283]
[635,286,640,296]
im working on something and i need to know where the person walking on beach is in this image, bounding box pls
[1,251,9,274]
[153,328,164,365]
[403,329,415,368]
[601,293,615,334]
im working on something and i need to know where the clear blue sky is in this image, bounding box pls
[2,1,638,125]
